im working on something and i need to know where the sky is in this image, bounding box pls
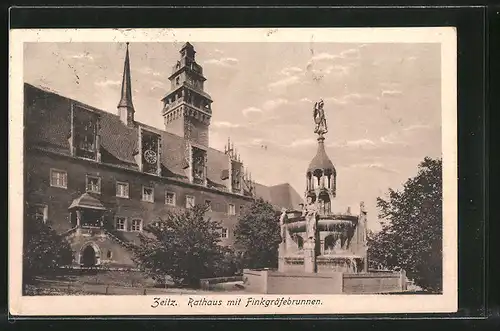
[24,41,442,231]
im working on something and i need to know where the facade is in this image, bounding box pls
[24,42,302,269]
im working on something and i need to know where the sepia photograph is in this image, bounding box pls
[9,28,457,315]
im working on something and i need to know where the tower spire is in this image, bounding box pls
[117,42,135,126]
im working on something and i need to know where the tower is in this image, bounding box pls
[305,134,337,215]
[161,42,213,147]
[117,42,135,127]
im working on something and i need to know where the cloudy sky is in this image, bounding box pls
[24,41,442,231]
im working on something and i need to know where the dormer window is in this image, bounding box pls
[192,146,207,185]
[73,105,99,160]
[141,129,161,175]
[231,161,242,192]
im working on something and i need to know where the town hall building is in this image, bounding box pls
[24,42,303,269]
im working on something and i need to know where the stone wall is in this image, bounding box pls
[243,269,343,294]
[342,271,406,294]
[243,269,406,294]
[66,229,136,268]
[266,270,343,294]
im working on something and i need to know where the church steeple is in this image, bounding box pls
[117,42,135,126]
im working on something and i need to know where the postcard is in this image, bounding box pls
[9,27,457,316]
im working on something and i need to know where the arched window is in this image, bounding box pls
[318,192,331,214]
[324,234,336,254]
[293,234,304,249]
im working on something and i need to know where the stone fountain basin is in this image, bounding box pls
[286,216,358,233]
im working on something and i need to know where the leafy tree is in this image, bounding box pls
[368,157,442,293]
[132,204,228,288]
[234,198,281,269]
[23,213,74,286]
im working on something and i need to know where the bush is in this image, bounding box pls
[234,198,281,269]
[368,157,443,293]
[23,213,74,286]
[132,205,230,288]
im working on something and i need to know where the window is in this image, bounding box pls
[142,186,154,202]
[192,147,207,185]
[115,217,126,231]
[86,175,101,193]
[228,204,236,215]
[205,200,212,212]
[239,205,244,214]
[106,250,112,259]
[50,169,67,188]
[165,191,176,206]
[131,219,143,232]
[221,227,229,239]
[186,195,195,209]
[73,106,99,160]
[231,161,242,191]
[116,181,129,198]
[141,130,160,175]
[33,204,48,223]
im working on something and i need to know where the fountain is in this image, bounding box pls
[242,99,407,294]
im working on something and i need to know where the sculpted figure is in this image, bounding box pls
[279,208,288,243]
[313,99,328,135]
[360,201,367,214]
[303,196,318,242]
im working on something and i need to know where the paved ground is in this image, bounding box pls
[25,279,246,296]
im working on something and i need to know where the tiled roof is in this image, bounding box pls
[24,83,302,209]
[68,193,106,210]
[99,112,139,166]
[254,182,304,211]
[269,183,304,211]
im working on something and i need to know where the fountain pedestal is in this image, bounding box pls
[303,241,317,273]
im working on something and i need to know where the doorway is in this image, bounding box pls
[81,245,97,267]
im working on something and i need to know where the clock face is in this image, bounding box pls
[144,149,157,164]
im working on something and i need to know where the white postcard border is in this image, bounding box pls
[9,27,458,316]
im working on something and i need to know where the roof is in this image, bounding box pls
[254,182,304,211]
[270,183,304,210]
[68,193,106,210]
[307,137,336,175]
[24,82,301,209]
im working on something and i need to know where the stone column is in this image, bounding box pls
[76,210,82,227]
[278,242,286,272]
[303,240,316,273]
[75,209,82,235]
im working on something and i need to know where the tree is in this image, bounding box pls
[132,205,228,288]
[234,198,281,269]
[368,157,442,293]
[23,213,74,286]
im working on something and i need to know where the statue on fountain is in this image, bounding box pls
[303,195,318,244]
[313,99,328,136]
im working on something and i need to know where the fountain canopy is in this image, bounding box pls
[307,137,336,177]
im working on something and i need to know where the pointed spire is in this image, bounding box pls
[118,42,135,126]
